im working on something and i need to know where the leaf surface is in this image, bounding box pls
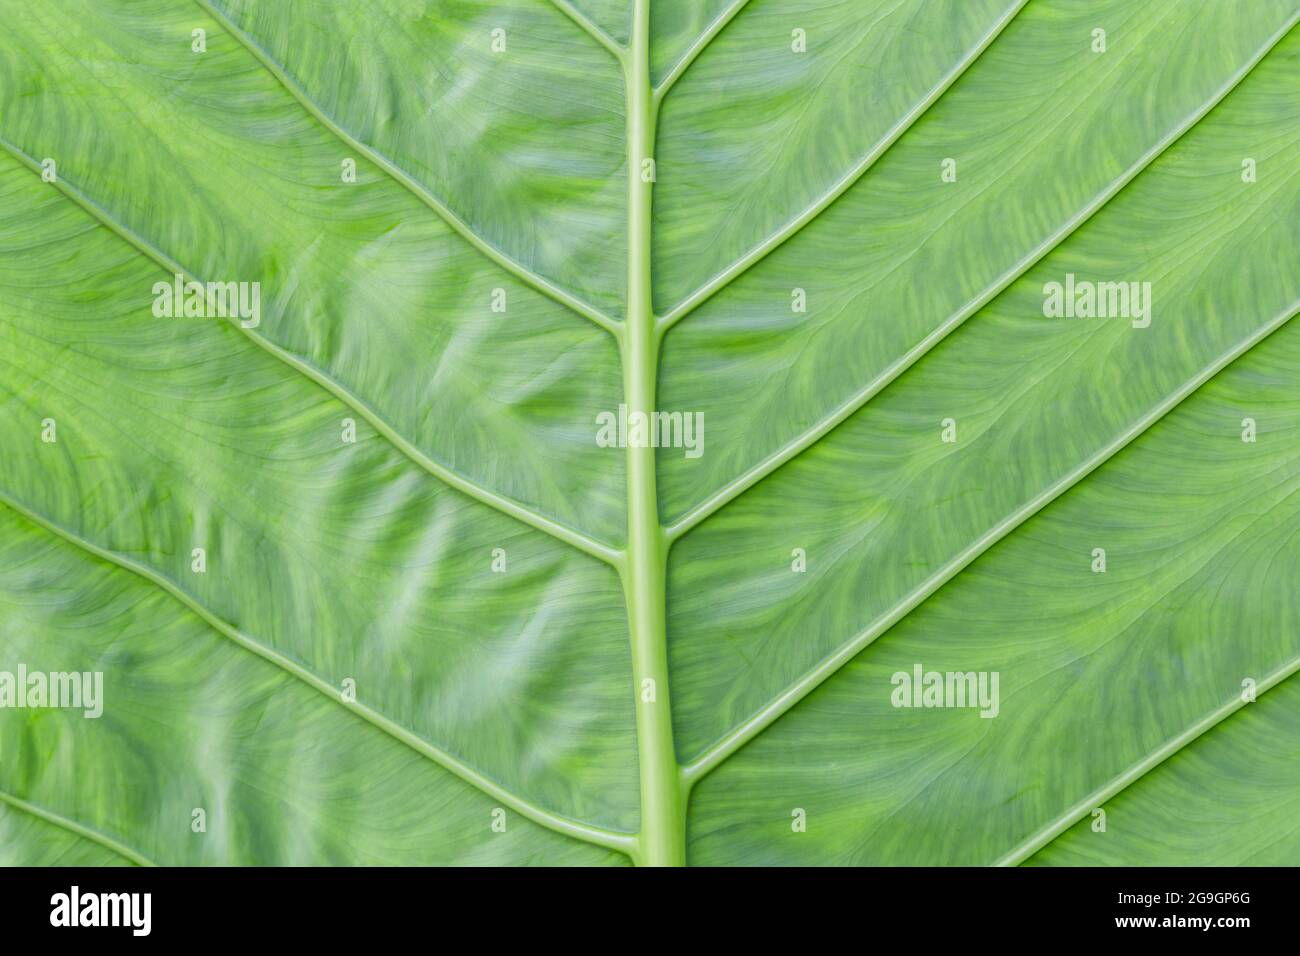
[0,0,1296,866]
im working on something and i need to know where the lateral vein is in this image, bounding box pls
[547,0,627,63]
[0,492,638,857]
[663,12,1297,542]
[0,135,621,567]
[655,0,1030,333]
[994,656,1300,866]
[680,301,1300,785]
[652,0,752,109]
[192,0,623,338]
[0,790,158,867]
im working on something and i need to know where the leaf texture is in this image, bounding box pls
[0,0,1296,866]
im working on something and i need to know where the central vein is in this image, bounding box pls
[620,0,685,867]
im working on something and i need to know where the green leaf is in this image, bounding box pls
[0,0,1296,866]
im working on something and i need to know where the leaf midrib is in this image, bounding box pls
[6,0,1296,867]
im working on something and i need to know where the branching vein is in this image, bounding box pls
[652,0,751,109]
[0,492,638,857]
[0,790,157,867]
[680,300,1300,786]
[663,20,1289,541]
[0,136,622,567]
[546,0,627,62]
[994,654,1300,866]
[655,0,1030,332]
[193,0,623,339]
